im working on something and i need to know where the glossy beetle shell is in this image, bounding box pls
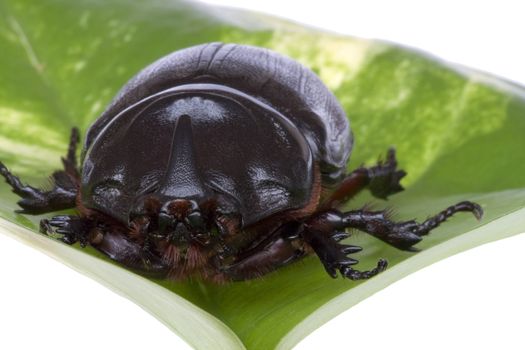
[82,43,352,226]
[0,42,482,283]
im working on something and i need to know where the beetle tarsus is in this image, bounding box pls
[0,162,45,211]
[331,231,350,242]
[367,148,406,199]
[0,162,77,214]
[342,259,388,280]
[341,200,483,250]
[303,200,482,278]
[62,127,81,177]
[410,201,484,235]
[39,219,52,235]
[45,215,93,246]
[302,226,375,279]
[321,148,406,210]
[0,128,80,214]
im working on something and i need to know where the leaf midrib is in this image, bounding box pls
[2,1,72,128]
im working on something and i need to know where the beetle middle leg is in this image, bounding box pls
[321,148,406,210]
[0,127,80,214]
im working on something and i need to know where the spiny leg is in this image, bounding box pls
[61,126,80,178]
[301,211,388,280]
[92,230,169,276]
[40,214,92,245]
[342,201,483,250]
[302,201,482,279]
[221,236,306,281]
[0,128,80,214]
[302,224,387,280]
[321,148,406,210]
[219,222,308,281]
[42,214,169,276]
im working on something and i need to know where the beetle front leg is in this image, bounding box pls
[93,231,169,277]
[302,215,387,280]
[41,215,93,245]
[43,215,169,277]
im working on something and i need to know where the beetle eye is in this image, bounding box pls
[187,211,205,231]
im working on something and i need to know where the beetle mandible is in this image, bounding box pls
[0,43,482,281]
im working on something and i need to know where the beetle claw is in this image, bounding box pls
[331,231,350,242]
[44,215,92,246]
[302,227,371,280]
[341,259,388,280]
[340,244,362,254]
[368,148,406,199]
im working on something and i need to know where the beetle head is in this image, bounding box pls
[157,198,209,244]
[129,195,219,246]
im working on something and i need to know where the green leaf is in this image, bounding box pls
[1,1,524,349]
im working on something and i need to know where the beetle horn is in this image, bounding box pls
[157,115,208,200]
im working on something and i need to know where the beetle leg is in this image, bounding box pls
[0,128,80,214]
[93,231,169,277]
[219,222,308,281]
[341,201,483,250]
[0,163,78,214]
[302,213,387,280]
[61,127,81,178]
[321,148,406,210]
[220,236,307,281]
[43,215,169,277]
[303,200,482,279]
[42,215,92,246]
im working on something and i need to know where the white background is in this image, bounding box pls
[1,1,524,349]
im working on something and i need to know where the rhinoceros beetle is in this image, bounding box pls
[0,43,482,282]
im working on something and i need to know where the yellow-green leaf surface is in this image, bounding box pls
[1,1,524,349]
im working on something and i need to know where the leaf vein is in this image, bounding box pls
[7,15,43,74]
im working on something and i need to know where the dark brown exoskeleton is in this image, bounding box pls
[0,43,483,282]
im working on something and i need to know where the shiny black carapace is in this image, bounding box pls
[0,43,482,282]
